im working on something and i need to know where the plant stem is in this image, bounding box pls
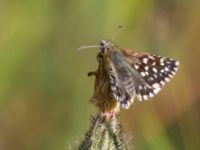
[78,113,129,150]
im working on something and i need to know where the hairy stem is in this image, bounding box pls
[78,113,129,150]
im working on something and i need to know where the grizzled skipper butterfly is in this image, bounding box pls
[78,27,179,113]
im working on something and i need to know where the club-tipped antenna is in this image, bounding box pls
[111,26,123,41]
[77,45,100,51]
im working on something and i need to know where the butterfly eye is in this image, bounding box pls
[100,40,106,46]
[99,40,113,54]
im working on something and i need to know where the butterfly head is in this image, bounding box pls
[100,40,114,54]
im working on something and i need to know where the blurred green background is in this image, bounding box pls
[0,0,200,150]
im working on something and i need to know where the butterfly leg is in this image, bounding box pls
[88,71,98,77]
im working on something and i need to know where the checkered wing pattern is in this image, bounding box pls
[109,49,179,109]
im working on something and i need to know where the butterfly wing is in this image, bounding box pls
[108,50,136,109]
[121,49,179,101]
[108,48,179,109]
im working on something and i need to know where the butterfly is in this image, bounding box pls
[78,30,179,112]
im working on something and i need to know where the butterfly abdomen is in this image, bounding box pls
[90,58,120,113]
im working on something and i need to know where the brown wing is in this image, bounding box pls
[121,49,179,101]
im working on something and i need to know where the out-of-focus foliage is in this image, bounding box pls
[0,0,199,150]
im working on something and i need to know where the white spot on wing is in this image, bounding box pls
[153,83,160,88]
[160,58,164,63]
[175,61,179,66]
[171,71,176,75]
[153,87,160,94]
[142,58,148,64]
[160,81,165,86]
[148,55,155,60]
[165,77,170,82]
[174,67,178,71]
[164,67,169,71]
[141,72,146,77]
[168,74,173,78]
[153,68,158,73]
[144,66,149,71]
[145,71,149,76]
[134,64,139,70]
[149,92,154,98]
[143,95,148,100]
[160,62,165,66]
[161,69,165,73]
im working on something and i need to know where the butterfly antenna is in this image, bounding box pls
[77,45,100,51]
[111,26,123,41]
